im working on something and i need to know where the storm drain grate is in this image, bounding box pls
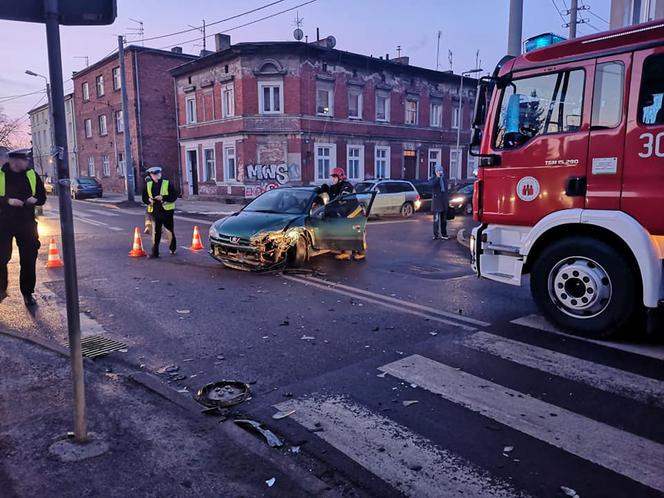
[67,335,127,359]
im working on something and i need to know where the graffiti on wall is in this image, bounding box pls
[244,163,301,198]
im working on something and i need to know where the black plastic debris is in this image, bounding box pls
[195,381,251,408]
[234,419,283,448]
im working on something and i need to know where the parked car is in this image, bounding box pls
[354,179,421,217]
[70,177,103,199]
[43,177,57,195]
[410,179,432,211]
[209,187,376,271]
[449,183,474,215]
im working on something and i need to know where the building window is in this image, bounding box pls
[96,75,104,97]
[117,152,125,177]
[224,146,236,181]
[452,107,460,129]
[222,84,235,118]
[82,82,89,101]
[87,156,95,177]
[203,148,215,181]
[639,54,664,125]
[430,102,442,127]
[112,67,121,90]
[102,155,110,177]
[375,146,390,178]
[428,148,441,177]
[84,118,92,138]
[185,96,197,124]
[376,92,390,122]
[259,80,283,114]
[115,110,124,133]
[450,149,461,180]
[346,145,364,181]
[405,98,419,125]
[348,87,362,119]
[316,84,334,116]
[99,114,108,136]
[314,144,336,182]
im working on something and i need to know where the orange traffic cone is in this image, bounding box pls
[129,227,148,257]
[45,238,64,268]
[190,225,204,251]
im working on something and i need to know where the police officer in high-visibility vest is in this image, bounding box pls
[142,166,177,258]
[0,149,46,306]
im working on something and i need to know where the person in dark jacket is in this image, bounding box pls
[142,166,177,258]
[430,164,449,240]
[0,149,47,306]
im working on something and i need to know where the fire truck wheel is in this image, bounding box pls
[530,237,636,339]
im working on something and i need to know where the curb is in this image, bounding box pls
[0,328,70,357]
[129,371,335,496]
[456,228,470,249]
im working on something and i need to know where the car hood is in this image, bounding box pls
[212,211,303,240]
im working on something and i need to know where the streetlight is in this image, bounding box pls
[455,68,483,185]
[26,69,54,178]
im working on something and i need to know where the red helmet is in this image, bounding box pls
[330,167,346,180]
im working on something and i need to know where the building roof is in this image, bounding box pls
[72,45,197,80]
[170,41,476,86]
[28,92,73,116]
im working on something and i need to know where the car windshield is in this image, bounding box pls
[458,184,473,194]
[77,178,97,185]
[244,189,315,214]
[355,182,374,193]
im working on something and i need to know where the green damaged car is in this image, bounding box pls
[209,187,376,271]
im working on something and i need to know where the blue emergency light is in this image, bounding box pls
[524,33,567,53]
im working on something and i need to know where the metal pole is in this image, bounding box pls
[455,73,463,184]
[507,0,523,56]
[569,0,578,39]
[44,0,87,443]
[118,36,135,202]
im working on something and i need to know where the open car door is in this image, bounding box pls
[309,192,376,252]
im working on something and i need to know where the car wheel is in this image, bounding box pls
[400,202,414,218]
[97,193,103,198]
[530,237,637,339]
[287,236,309,268]
[465,203,473,215]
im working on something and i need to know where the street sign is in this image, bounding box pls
[0,0,116,25]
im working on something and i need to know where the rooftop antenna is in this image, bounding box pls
[293,11,304,41]
[188,20,207,52]
[396,45,402,58]
[475,49,480,70]
[74,56,89,67]
[448,49,453,71]
[435,30,441,71]
[127,18,144,46]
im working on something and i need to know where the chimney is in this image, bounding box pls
[386,53,390,60]
[393,56,409,65]
[215,33,231,52]
[199,49,214,57]
[171,46,183,54]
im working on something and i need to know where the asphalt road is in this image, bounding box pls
[4,197,664,498]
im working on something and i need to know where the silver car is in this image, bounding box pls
[355,180,421,217]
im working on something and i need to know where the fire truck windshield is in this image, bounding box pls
[494,70,584,149]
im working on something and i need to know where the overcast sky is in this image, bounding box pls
[0,0,610,143]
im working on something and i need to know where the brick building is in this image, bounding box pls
[72,46,196,193]
[171,35,477,201]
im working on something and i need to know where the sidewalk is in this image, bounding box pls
[84,193,240,216]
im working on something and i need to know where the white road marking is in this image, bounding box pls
[175,215,213,225]
[283,275,477,331]
[108,227,123,232]
[290,274,490,327]
[463,331,664,408]
[74,216,107,227]
[380,354,664,493]
[85,209,121,217]
[511,314,664,361]
[275,395,528,498]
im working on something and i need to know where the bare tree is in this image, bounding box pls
[0,108,24,149]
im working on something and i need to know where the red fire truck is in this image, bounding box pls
[470,21,664,338]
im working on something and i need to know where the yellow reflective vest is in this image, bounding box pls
[146,179,175,213]
[0,169,37,197]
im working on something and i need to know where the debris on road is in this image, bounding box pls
[300,335,316,341]
[503,446,514,453]
[195,381,251,408]
[372,326,380,331]
[289,446,301,454]
[265,477,276,487]
[377,372,387,378]
[560,486,579,498]
[279,320,290,326]
[272,409,296,420]
[402,400,419,407]
[176,309,191,314]
[234,419,284,448]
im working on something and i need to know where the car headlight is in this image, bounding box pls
[450,196,464,204]
[209,225,220,239]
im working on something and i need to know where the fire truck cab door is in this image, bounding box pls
[622,48,664,235]
[482,61,592,226]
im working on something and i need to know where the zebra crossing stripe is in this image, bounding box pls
[274,394,528,498]
[462,331,664,409]
[380,354,664,493]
